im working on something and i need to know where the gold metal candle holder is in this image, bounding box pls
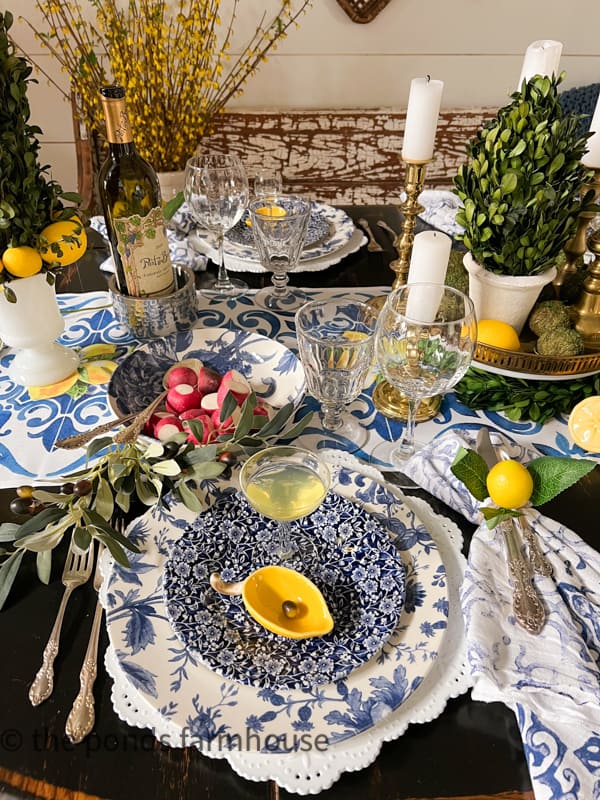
[553,168,600,298]
[389,159,430,288]
[371,157,440,421]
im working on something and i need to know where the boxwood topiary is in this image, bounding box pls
[454,73,595,277]
[0,10,79,299]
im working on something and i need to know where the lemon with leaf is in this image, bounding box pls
[451,445,595,529]
[39,217,87,266]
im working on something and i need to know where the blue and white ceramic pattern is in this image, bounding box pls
[107,327,305,417]
[100,464,449,748]
[227,205,331,251]
[163,491,406,690]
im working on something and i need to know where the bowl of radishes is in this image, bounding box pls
[108,328,305,445]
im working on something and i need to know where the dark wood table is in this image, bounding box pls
[1,206,597,800]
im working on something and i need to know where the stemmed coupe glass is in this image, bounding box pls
[184,152,249,298]
[249,194,311,310]
[295,299,379,451]
[239,445,331,564]
[375,282,477,467]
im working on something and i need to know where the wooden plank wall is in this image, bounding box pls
[77,108,496,210]
[203,108,496,205]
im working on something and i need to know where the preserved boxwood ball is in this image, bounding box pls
[536,328,584,356]
[528,300,571,336]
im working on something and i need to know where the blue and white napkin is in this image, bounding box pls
[403,431,600,800]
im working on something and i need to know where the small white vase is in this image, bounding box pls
[0,273,79,386]
[157,170,185,201]
[463,252,557,335]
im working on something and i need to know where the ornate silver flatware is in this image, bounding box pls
[29,540,95,706]
[65,544,105,743]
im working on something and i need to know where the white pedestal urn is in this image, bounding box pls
[463,252,557,335]
[0,273,79,386]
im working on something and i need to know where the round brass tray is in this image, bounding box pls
[474,341,600,380]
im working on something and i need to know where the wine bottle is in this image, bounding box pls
[98,86,175,297]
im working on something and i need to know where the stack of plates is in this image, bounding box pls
[184,202,367,273]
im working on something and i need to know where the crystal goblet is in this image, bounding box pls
[184,152,249,298]
[295,299,379,451]
[239,445,331,564]
[249,194,311,310]
[375,283,477,467]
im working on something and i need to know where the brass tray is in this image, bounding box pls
[474,341,600,381]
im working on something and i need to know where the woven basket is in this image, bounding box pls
[335,0,392,23]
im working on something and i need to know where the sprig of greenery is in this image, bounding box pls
[451,446,596,528]
[0,391,312,610]
[455,367,600,424]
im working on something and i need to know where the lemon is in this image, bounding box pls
[255,204,286,217]
[486,460,534,509]
[476,319,520,351]
[2,246,43,278]
[39,217,87,266]
[568,396,600,452]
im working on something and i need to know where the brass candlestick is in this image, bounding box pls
[553,168,600,298]
[389,159,430,288]
[371,157,440,421]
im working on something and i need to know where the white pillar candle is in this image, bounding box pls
[402,77,444,163]
[405,231,451,322]
[583,92,600,168]
[517,40,562,89]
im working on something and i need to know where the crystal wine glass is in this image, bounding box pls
[375,283,477,467]
[253,170,282,201]
[239,445,331,564]
[249,194,311,310]
[184,153,249,298]
[295,299,379,452]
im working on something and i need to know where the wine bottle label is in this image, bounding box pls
[113,206,175,297]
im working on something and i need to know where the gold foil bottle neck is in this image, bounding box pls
[101,89,134,145]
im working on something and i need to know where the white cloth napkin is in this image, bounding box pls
[90,204,208,274]
[402,431,600,800]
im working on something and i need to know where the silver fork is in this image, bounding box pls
[65,540,107,743]
[358,218,384,252]
[29,539,95,706]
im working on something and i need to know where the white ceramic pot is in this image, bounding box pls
[0,273,79,386]
[157,170,185,201]
[463,252,557,335]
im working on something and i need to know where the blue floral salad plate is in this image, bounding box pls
[100,463,450,749]
[107,327,305,417]
[163,492,406,690]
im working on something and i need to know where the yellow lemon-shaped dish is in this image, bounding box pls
[211,566,334,639]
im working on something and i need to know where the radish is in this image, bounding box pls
[167,384,202,414]
[154,415,184,441]
[217,369,250,406]
[197,366,222,396]
[164,365,198,389]
[184,414,215,445]
[179,408,205,421]
[200,392,220,412]
[144,410,170,436]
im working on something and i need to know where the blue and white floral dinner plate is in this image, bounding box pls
[163,491,406,690]
[100,464,449,749]
[107,327,305,417]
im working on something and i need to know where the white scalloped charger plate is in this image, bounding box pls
[101,453,469,794]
